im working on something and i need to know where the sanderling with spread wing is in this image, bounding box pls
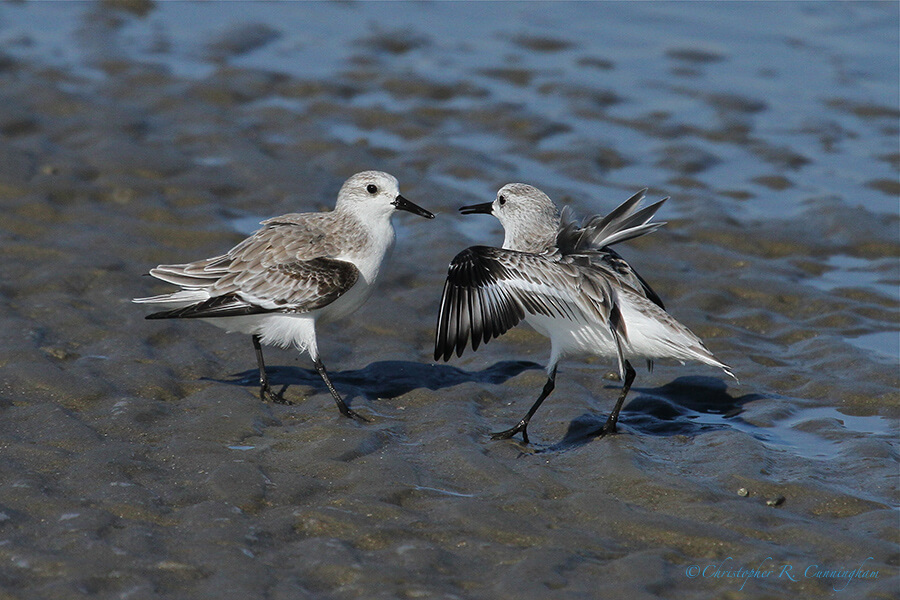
[135,171,434,420]
[435,183,733,443]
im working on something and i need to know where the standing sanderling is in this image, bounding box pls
[435,183,733,443]
[135,171,435,420]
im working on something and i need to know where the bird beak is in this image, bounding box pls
[459,202,494,215]
[393,195,435,219]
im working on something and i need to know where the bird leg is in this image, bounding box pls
[491,366,557,444]
[314,358,369,422]
[252,335,289,404]
[597,360,636,436]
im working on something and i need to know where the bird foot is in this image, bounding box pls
[490,421,530,444]
[339,406,371,423]
[260,386,292,405]
[594,417,618,437]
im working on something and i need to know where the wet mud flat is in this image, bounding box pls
[0,2,898,599]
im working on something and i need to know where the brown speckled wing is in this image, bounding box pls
[146,214,361,319]
[147,257,359,319]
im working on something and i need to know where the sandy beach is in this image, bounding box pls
[0,2,896,598]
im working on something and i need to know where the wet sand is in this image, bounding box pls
[0,2,897,598]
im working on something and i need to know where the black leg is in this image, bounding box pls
[314,358,369,422]
[252,335,288,404]
[491,366,558,444]
[598,360,636,436]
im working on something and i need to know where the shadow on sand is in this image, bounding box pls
[214,359,543,403]
[537,376,765,453]
[214,362,761,452]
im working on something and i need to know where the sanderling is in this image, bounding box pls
[135,171,434,420]
[435,183,733,443]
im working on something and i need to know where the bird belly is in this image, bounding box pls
[203,313,318,354]
[525,308,708,365]
[525,314,619,360]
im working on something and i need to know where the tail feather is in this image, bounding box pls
[682,340,736,380]
[144,294,267,320]
[149,261,227,288]
[133,289,209,306]
[619,291,737,382]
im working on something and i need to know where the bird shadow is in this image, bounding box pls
[212,359,543,404]
[211,364,761,454]
[536,376,765,453]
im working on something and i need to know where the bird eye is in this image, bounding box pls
[366,184,378,194]
[498,195,506,205]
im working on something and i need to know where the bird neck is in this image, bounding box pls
[333,210,395,281]
[502,224,558,254]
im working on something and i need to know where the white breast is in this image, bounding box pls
[317,219,396,324]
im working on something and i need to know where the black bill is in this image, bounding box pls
[459,202,494,215]
[393,194,435,219]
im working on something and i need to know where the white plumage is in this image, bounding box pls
[135,170,434,419]
[435,183,733,443]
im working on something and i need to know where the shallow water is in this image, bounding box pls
[0,2,897,598]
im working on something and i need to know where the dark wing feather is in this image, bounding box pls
[563,190,668,251]
[597,248,665,310]
[146,257,359,319]
[434,246,606,361]
[146,294,271,319]
[436,247,499,360]
[554,190,668,311]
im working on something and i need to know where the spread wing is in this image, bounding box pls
[434,246,627,374]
